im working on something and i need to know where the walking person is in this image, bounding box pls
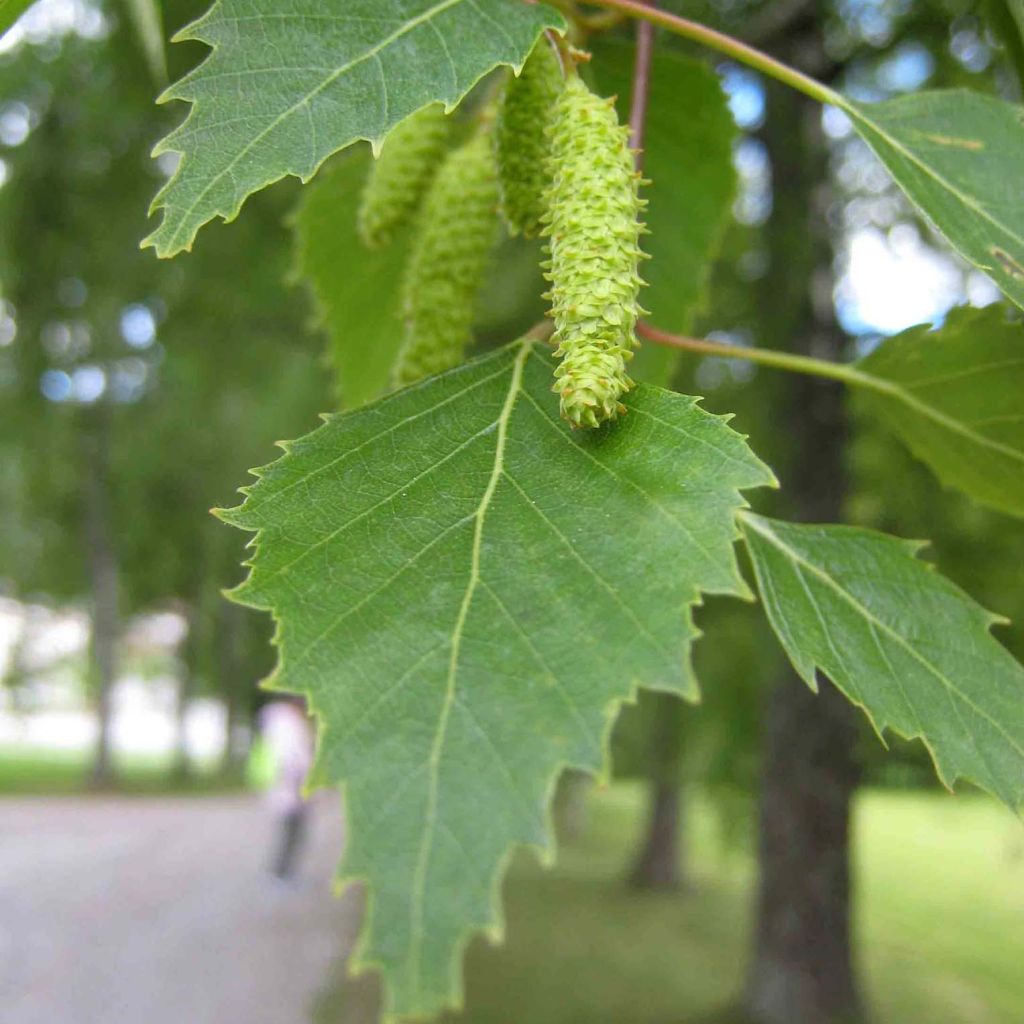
[258,695,314,883]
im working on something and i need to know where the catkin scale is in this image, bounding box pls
[358,103,449,249]
[543,75,647,428]
[495,39,564,237]
[393,131,499,387]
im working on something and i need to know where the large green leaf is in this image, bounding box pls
[842,90,1024,311]
[291,150,408,409]
[221,338,773,1019]
[144,0,563,257]
[853,304,1024,519]
[740,513,1024,813]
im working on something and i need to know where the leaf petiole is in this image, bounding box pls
[637,321,872,388]
[578,0,842,107]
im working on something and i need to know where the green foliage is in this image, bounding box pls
[395,130,500,386]
[544,75,646,427]
[855,304,1024,519]
[143,0,564,256]
[740,513,1024,813]
[15,3,1024,1017]
[0,0,33,38]
[495,38,564,238]
[220,338,773,1019]
[841,90,1024,312]
[358,104,450,250]
[292,151,409,409]
[984,0,1024,87]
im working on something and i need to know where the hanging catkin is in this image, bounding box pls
[393,130,499,387]
[542,74,647,428]
[358,103,449,249]
[495,38,564,237]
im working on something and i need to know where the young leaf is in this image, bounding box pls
[291,151,408,409]
[740,513,1024,813]
[220,338,774,1020]
[854,304,1024,519]
[842,90,1024,311]
[143,0,564,257]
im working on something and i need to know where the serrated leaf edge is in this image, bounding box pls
[142,1,564,256]
[739,510,1024,815]
[216,339,774,1018]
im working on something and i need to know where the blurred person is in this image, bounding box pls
[258,695,315,883]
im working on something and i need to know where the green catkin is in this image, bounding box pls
[543,75,647,428]
[358,103,450,249]
[393,130,499,387]
[495,38,565,237]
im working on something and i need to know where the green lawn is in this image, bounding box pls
[319,784,1024,1024]
[0,745,242,795]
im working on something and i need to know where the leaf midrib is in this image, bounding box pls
[843,97,1024,257]
[406,339,534,998]
[850,364,1024,469]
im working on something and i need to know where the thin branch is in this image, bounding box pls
[525,319,556,344]
[637,321,868,387]
[628,4,655,165]
[577,9,628,31]
[577,0,842,107]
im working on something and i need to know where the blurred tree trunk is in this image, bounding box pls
[171,622,196,781]
[629,692,687,889]
[83,409,120,789]
[219,599,251,777]
[554,769,592,844]
[743,36,863,1023]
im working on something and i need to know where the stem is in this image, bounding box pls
[637,321,870,388]
[580,0,842,107]
[628,4,655,163]
[526,319,556,344]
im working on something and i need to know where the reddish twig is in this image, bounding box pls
[628,3,655,167]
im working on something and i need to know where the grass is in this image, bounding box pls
[317,783,1024,1024]
[0,744,244,795]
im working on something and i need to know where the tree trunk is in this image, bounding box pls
[744,28,864,1021]
[554,769,592,844]
[171,660,194,780]
[218,599,251,777]
[745,679,860,1024]
[83,411,120,789]
[629,691,687,889]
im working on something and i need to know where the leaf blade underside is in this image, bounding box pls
[221,340,773,1020]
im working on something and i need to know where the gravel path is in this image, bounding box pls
[0,794,361,1024]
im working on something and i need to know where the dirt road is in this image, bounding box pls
[0,794,360,1024]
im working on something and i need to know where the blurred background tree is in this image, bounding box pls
[0,0,327,785]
